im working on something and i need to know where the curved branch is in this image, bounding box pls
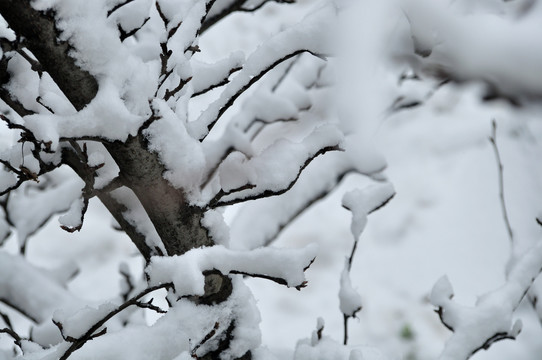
[210,145,341,208]
[199,49,323,141]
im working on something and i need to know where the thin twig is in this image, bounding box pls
[192,66,242,98]
[489,120,514,243]
[200,49,324,141]
[59,283,172,360]
[0,327,22,349]
[209,145,341,208]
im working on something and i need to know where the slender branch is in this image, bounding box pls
[164,76,192,102]
[207,183,255,209]
[59,283,173,360]
[135,298,166,314]
[201,49,323,141]
[192,66,242,98]
[210,145,341,207]
[118,17,150,42]
[119,266,135,302]
[270,56,300,92]
[471,332,516,356]
[200,0,247,34]
[262,169,354,247]
[488,120,514,243]
[230,270,308,290]
[342,314,349,345]
[200,146,234,191]
[246,117,299,142]
[0,327,22,349]
[61,146,154,261]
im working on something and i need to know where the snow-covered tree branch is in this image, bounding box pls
[0,0,541,359]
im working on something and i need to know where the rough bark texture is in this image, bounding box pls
[0,0,98,111]
[0,0,236,355]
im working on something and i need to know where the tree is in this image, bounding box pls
[1,0,541,359]
[0,0,392,359]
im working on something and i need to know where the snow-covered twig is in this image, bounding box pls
[58,283,172,360]
[340,183,395,344]
[432,242,542,359]
[148,244,318,296]
[209,144,341,208]
[0,327,23,350]
[197,49,323,141]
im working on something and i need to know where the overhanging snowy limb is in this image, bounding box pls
[400,0,542,104]
[148,244,319,295]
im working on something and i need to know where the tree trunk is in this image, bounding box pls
[0,1,240,357]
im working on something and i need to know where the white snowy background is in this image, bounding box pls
[1,0,542,359]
